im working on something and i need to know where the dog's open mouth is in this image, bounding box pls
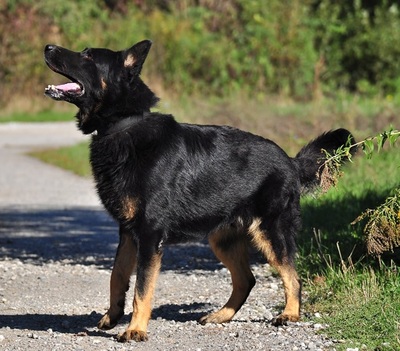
[45,81,84,101]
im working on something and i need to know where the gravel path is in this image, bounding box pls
[0,122,336,350]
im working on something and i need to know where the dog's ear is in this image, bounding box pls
[123,40,152,78]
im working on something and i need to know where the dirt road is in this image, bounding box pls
[0,122,335,350]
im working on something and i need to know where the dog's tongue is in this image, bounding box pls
[56,82,81,92]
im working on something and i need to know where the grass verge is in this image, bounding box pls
[29,142,91,177]
[307,262,399,351]
[299,148,400,350]
[0,110,74,123]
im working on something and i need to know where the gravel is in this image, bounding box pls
[0,122,338,350]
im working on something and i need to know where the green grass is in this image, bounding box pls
[0,110,74,123]
[307,264,399,351]
[29,142,91,177]
[298,148,400,350]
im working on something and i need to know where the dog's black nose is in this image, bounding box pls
[45,44,56,52]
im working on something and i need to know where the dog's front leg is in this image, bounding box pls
[117,242,162,342]
[98,225,137,330]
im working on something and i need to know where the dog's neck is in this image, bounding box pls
[96,114,147,136]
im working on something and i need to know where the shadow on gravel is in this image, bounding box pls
[0,312,113,336]
[0,305,212,334]
[0,207,117,269]
[0,207,224,272]
[152,302,212,322]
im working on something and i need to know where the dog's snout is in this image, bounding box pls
[45,44,56,52]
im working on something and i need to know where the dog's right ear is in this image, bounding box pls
[123,40,152,78]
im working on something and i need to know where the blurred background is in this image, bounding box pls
[0,0,399,141]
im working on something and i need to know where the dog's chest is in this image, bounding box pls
[90,137,139,221]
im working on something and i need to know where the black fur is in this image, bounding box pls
[44,40,354,342]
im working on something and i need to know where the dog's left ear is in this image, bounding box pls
[123,40,152,78]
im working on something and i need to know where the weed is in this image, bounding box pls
[353,189,400,256]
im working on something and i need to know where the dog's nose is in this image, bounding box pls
[45,44,56,52]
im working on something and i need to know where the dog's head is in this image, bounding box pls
[44,40,158,134]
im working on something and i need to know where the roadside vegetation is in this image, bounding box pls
[2,1,399,349]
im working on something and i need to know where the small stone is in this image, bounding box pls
[270,283,279,291]
[313,323,324,330]
[0,335,5,342]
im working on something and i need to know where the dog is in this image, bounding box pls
[44,40,353,342]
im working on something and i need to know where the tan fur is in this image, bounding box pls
[117,253,162,342]
[98,230,137,330]
[248,217,276,260]
[101,78,107,90]
[124,54,136,67]
[121,196,138,221]
[247,217,301,323]
[199,227,255,324]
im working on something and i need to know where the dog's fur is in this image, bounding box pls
[44,40,353,342]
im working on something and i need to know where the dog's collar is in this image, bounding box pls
[97,114,146,136]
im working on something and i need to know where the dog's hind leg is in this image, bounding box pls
[199,227,256,325]
[249,218,302,325]
[98,225,137,330]
[117,236,162,342]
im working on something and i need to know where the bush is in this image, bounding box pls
[2,0,400,110]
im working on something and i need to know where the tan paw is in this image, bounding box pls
[271,313,299,326]
[198,310,233,325]
[117,329,148,342]
[97,310,123,330]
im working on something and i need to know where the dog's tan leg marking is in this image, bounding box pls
[121,196,139,221]
[199,228,255,324]
[117,252,162,342]
[248,218,301,325]
[98,227,137,330]
[101,78,107,90]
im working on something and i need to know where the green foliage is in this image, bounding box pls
[2,0,400,110]
[354,189,400,256]
[307,263,400,350]
[311,0,400,96]
[299,142,400,349]
[305,129,400,260]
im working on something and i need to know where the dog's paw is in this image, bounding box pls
[198,310,233,325]
[116,329,148,342]
[97,311,123,330]
[271,313,299,326]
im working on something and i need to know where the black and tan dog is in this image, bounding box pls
[44,40,353,342]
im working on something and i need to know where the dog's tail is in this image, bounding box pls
[293,128,355,193]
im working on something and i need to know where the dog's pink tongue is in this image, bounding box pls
[56,82,80,91]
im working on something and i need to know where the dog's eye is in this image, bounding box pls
[81,48,93,60]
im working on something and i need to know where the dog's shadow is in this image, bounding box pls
[152,302,212,323]
[0,302,213,338]
[0,312,107,336]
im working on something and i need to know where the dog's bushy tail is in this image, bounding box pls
[293,128,355,193]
